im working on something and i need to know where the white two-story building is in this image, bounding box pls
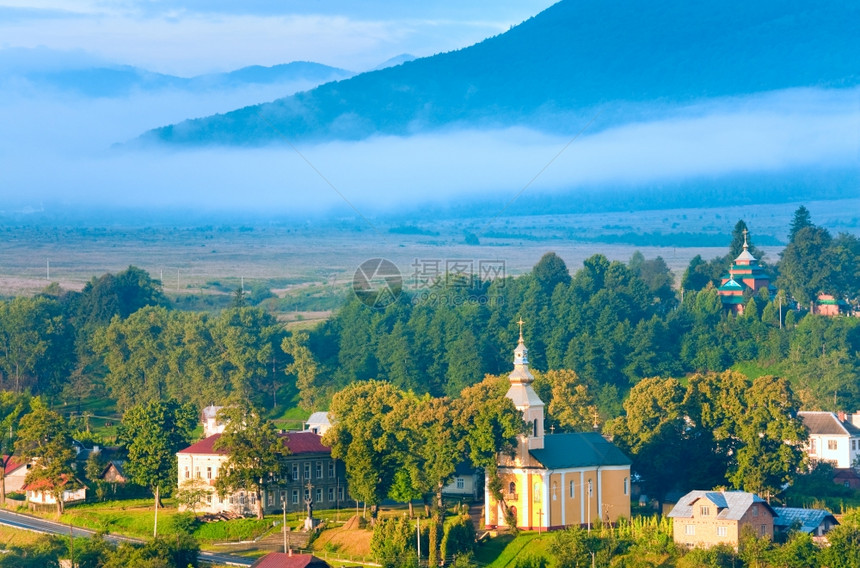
[798,411,860,469]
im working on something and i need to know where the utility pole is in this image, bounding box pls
[154,485,159,538]
[282,496,287,553]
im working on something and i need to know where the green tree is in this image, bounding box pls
[324,380,406,522]
[534,369,598,432]
[84,448,109,501]
[118,399,197,509]
[605,377,687,510]
[778,225,834,305]
[788,205,813,243]
[0,534,64,568]
[15,403,77,516]
[440,512,476,563]
[213,404,290,520]
[370,516,417,568]
[283,331,322,412]
[821,509,860,568]
[0,296,75,394]
[533,252,571,295]
[176,478,210,517]
[769,531,819,568]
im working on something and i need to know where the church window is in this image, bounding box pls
[533,481,541,503]
[509,481,516,495]
[570,481,575,498]
[533,420,538,437]
[623,477,628,496]
[551,481,558,501]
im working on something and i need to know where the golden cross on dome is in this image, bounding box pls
[517,318,525,341]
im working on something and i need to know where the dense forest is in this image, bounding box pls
[0,208,857,419]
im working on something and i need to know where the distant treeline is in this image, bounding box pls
[0,210,857,417]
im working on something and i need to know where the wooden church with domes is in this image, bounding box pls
[484,322,631,531]
[717,229,775,314]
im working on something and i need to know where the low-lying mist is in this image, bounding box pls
[1,85,857,217]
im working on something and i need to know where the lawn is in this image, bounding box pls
[474,532,554,568]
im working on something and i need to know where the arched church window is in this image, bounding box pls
[532,420,538,437]
[509,481,516,495]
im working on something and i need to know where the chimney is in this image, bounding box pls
[838,411,847,422]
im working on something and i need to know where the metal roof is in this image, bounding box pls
[667,490,775,521]
[529,432,631,470]
[773,507,838,533]
[799,411,860,436]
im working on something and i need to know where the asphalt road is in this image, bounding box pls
[0,508,254,566]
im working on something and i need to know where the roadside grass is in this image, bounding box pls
[0,523,46,548]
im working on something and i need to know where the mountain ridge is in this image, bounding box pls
[139,0,860,146]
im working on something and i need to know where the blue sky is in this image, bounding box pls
[0,0,557,74]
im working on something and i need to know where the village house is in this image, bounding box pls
[484,325,631,530]
[24,475,86,509]
[773,506,839,538]
[176,430,348,517]
[2,456,31,494]
[798,411,860,469]
[667,490,776,549]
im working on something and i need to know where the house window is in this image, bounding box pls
[206,467,212,480]
[250,494,255,505]
[338,486,345,501]
[304,463,311,479]
[570,481,575,498]
[551,481,558,501]
[685,525,695,536]
[304,488,310,501]
[229,496,234,504]
[195,468,201,479]
[328,487,335,502]
[752,506,758,517]
[184,467,190,479]
[700,506,710,516]
[292,490,299,504]
[456,478,465,490]
[717,526,727,537]
[316,488,323,503]
[268,492,274,506]
[853,440,857,451]
[239,495,245,505]
[760,525,766,536]
[292,464,299,481]
[811,439,817,453]
[207,494,212,504]
[533,481,541,503]
[316,462,323,479]
[328,461,335,478]
[828,440,838,450]
[623,477,629,496]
